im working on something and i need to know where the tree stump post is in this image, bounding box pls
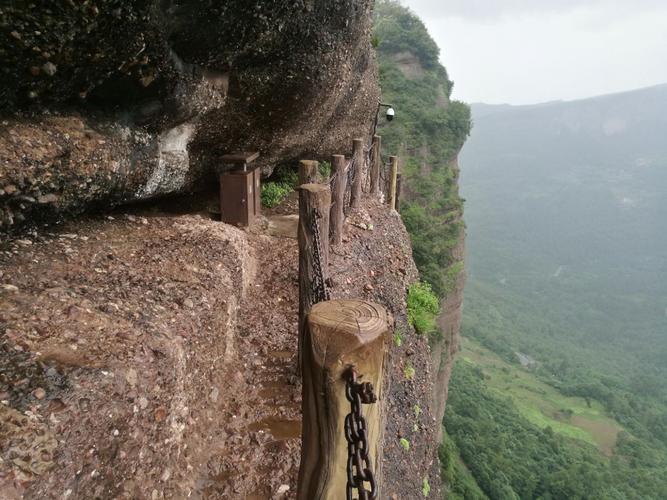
[388,155,399,210]
[298,183,331,375]
[299,160,320,185]
[298,299,391,500]
[350,138,364,208]
[370,135,381,196]
[329,154,346,246]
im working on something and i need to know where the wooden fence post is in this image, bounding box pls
[298,183,331,375]
[370,135,381,196]
[350,138,364,208]
[298,299,390,500]
[299,160,319,185]
[388,156,399,210]
[329,154,346,246]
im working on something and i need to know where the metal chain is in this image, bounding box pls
[310,208,330,303]
[379,157,390,196]
[344,158,355,216]
[344,367,378,500]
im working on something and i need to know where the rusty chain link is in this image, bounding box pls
[310,207,330,303]
[344,367,378,500]
[344,158,355,216]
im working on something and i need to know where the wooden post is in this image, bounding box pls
[298,183,331,375]
[350,138,364,208]
[298,299,390,500]
[329,154,346,246]
[299,160,319,185]
[388,156,399,210]
[370,135,381,196]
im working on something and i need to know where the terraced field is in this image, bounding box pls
[459,337,623,456]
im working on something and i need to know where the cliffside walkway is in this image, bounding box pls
[1,180,442,499]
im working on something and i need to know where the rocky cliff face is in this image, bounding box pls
[431,158,466,439]
[0,0,379,231]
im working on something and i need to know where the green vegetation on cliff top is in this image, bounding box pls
[374,0,471,299]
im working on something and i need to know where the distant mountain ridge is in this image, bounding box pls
[468,84,667,166]
[463,82,667,294]
[471,82,667,115]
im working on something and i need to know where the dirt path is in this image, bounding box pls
[0,209,302,499]
[193,230,302,499]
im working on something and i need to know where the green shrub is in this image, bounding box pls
[273,167,299,188]
[318,161,332,181]
[261,182,292,208]
[407,281,440,336]
[404,363,416,380]
[400,438,410,451]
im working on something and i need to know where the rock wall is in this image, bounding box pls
[0,0,380,231]
[432,159,466,439]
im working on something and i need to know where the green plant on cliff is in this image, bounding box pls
[407,281,439,337]
[422,476,431,497]
[404,362,416,380]
[374,0,471,298]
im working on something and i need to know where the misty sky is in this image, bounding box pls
[402,0,667,104]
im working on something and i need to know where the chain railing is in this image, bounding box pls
[310,207,331,303]
[344,367,378,500]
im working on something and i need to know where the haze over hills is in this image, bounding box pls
[463,83,667,312]
[443,84,667,498]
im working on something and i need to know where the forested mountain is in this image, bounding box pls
[446,84,667,498]
[374,0,471,298]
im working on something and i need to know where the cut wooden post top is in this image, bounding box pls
[308,299,390,366]
[299,160,320,185]
[221,152,260,165]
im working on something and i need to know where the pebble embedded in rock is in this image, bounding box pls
[33,387,46,400]
[42,61,57,76]
[38,193,59,204]
[276,484,290,495]
[125,368,138,387]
